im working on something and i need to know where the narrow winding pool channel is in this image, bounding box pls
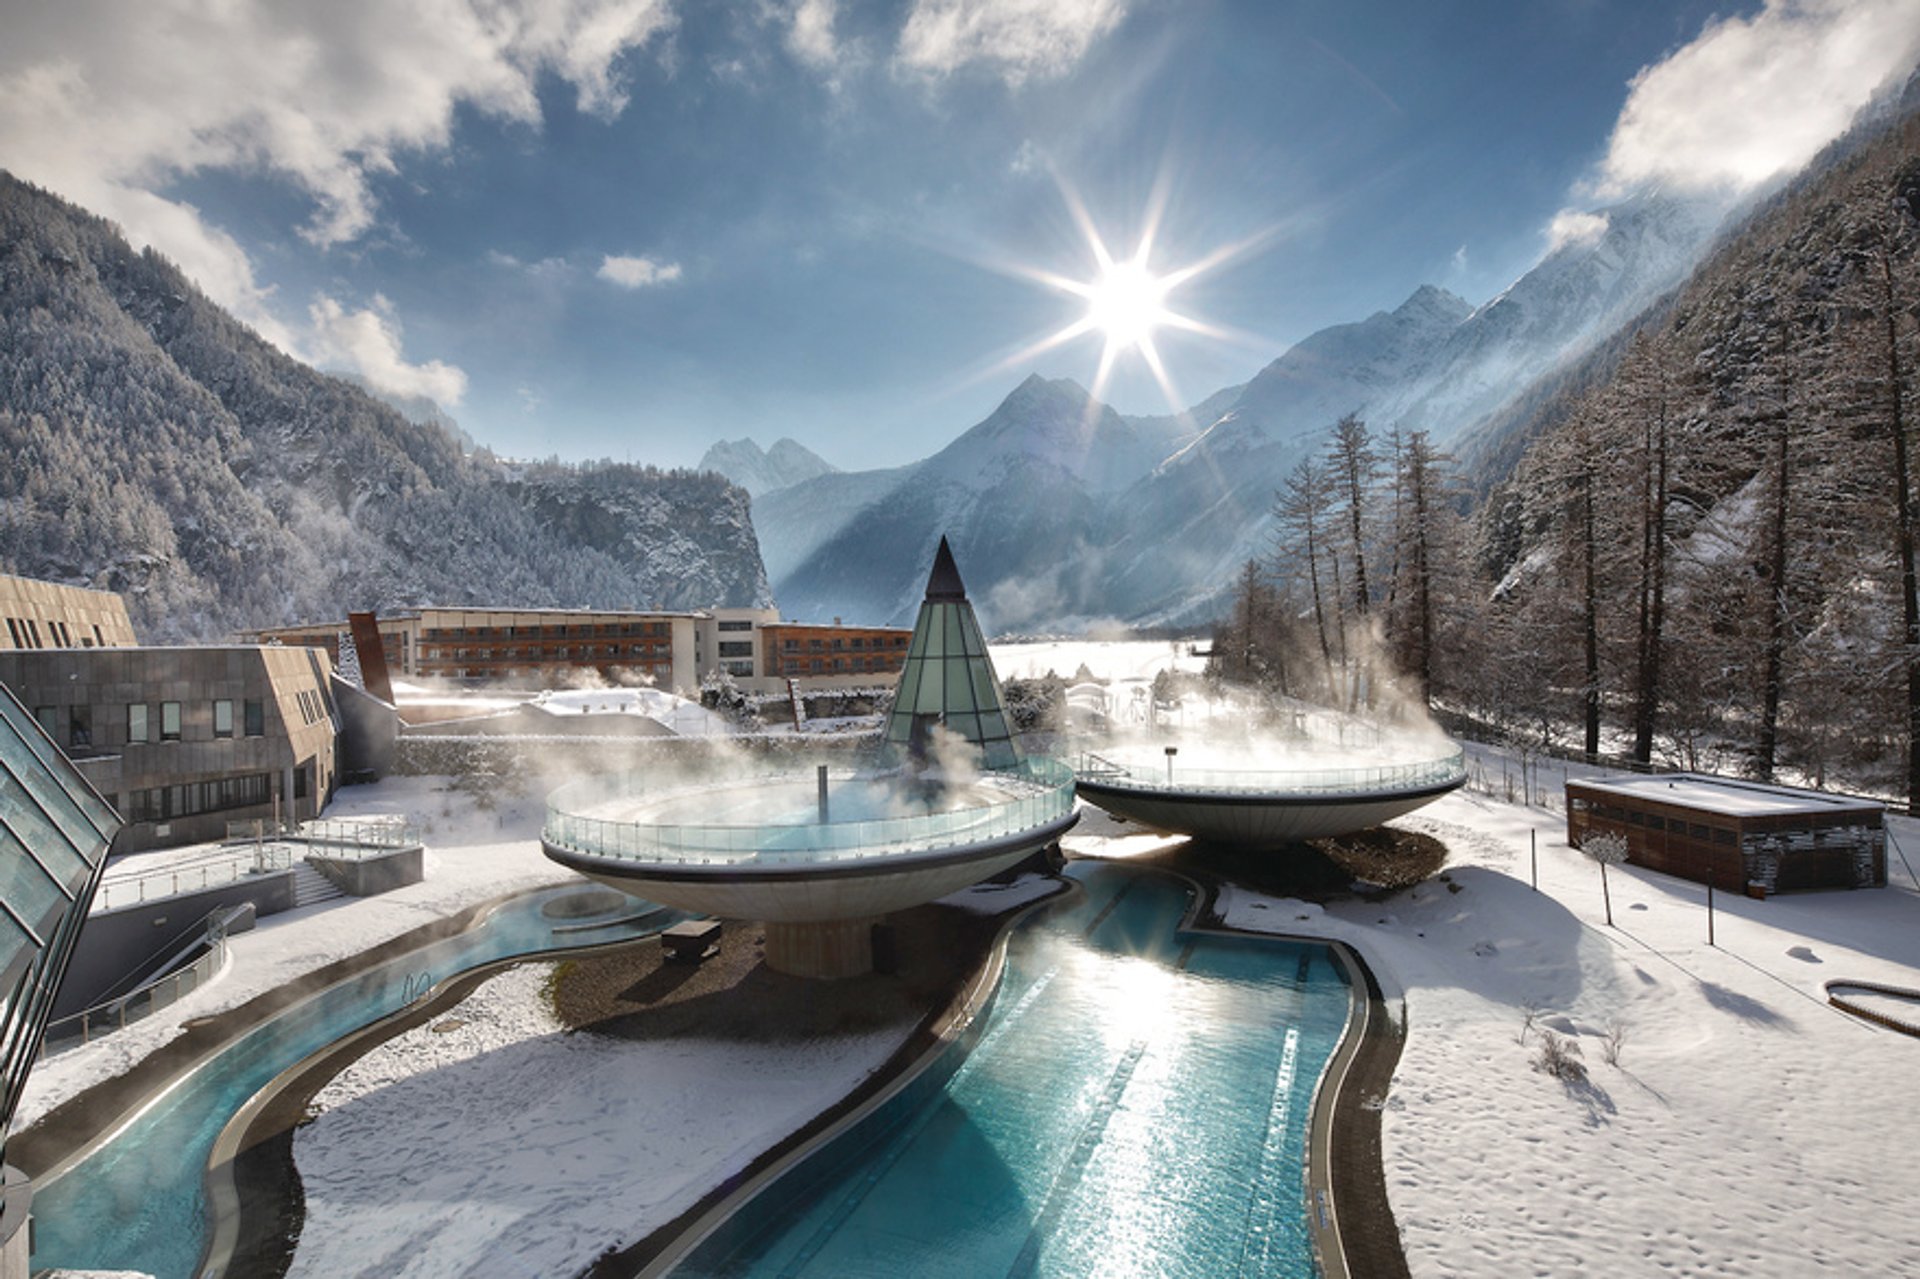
[29,885,674,1279]
[670,862,1354,1278]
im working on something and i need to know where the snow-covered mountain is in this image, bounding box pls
[767,193,1728,631]
[0,173,770,639]
[697,436,838,497]
[774,375,1196,628]
[1381,192,1727,444]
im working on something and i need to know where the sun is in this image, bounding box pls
[978,179,1266,414]
[1083,259,1174,352]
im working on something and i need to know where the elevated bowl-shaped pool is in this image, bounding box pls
[542,758,1079,975]
[1073,745,1466,845]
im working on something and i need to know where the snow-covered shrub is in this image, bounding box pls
[1532,1030,1587,1083]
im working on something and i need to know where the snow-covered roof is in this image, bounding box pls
[533,687,727,736]
[1568,772,1882,819]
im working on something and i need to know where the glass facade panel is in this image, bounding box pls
[0,681,122,1142]
[128,703,148,744]
[0,824,62,936]
[161,701,182,741]
[213,700,234,739]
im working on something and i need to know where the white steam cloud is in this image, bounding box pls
[1596,0,1920,198]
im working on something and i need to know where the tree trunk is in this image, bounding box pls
[1879,249,1920,813]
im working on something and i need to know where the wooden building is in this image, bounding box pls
[759,622,912,680]
[1565,773,1884,893]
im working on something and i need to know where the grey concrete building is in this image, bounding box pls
[0,646,339,853]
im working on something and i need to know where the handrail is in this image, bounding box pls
[1072,748,1467,797]
[543,758,1078,868]
[93,846,295,912]
[41,905,245,1052]
[299,816,419,850]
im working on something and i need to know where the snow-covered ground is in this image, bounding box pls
[25,643,1920,1277]
[290,965,905,1277]
[1219,790,1920,1278]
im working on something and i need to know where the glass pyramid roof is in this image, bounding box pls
[882,538,1022,771]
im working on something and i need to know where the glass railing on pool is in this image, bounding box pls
[1075,747,1467,796]
[543,757,1078,867]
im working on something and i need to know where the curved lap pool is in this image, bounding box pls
[28,885,676,1279]
[668,863,1354,1277]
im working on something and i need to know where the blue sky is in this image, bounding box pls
[5,0,1918,469]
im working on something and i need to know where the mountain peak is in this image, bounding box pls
[1399,285,1473,321]
[698,436,837,497]
[1004,372,1090,406]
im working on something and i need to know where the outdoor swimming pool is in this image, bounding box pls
[28,885,673,1279]
[669,862,1354,1277]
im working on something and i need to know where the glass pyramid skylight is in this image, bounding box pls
[0,681,120,1156]
[882,537,1022,771]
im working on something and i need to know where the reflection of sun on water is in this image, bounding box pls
[1088,950,1184,1045]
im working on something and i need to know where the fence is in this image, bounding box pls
[92,845,295,912]
[544,758,1078,868]
[1074,749,1466,797]
[41,908,237,1052]
[300,815,419,852]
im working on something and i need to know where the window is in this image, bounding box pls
[718,641,754,658]
[718,619,753,632]
[244,699,264,737]
[213,699,234,738]
[93,624,104,645]
[25,620,42,648]
[4,618,20,647]
[128,703,149,744]
[161,701,182,741]
[69,705,92,749]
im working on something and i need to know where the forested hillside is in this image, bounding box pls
[0,175,769,641]
[1216,83,1920,803]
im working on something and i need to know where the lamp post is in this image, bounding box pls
[1165,745,1178,785]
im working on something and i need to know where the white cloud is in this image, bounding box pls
[308,294,469,408]
[1009,138,1046,175]
[1594,0,1920,198]
[1545,209,1611,253]
[0,0,675,351]
[896,0,1129,85]
[787,0,841,68]
[598,254,684,287]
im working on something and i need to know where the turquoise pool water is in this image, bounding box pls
[672,863,1353,1277]
[28,885,674,1279]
